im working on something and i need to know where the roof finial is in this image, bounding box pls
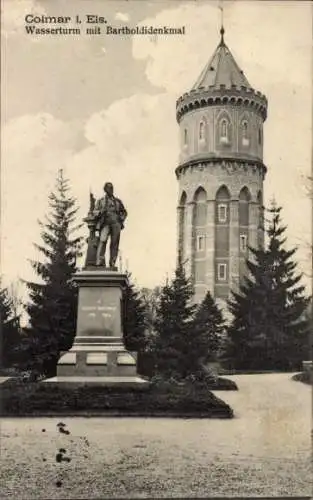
[219,0,225,45]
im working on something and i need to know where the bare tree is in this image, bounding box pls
[140,286,162,338]
[7,280,24,328]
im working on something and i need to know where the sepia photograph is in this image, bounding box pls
[1,0,312,498]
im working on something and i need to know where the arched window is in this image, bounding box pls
[241,120,249,146]
[216,185,230,223]
[239,186,251,202]
[194,187,207,226]
[221,120,228,138]
[219,118,230,144]
[184,128,188,146]
[258,127,262,145]
[239,187,251,226]
[179,191,187,206]
[199,121,205,141]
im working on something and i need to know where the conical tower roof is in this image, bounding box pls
[192,28,251,90]
[176,27,267,124]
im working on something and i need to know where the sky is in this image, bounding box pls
[1,0,312,295]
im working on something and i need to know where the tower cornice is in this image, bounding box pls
[176,85,268,123]
[175,156,267,180]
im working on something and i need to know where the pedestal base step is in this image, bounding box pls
[44,376,148,386]
[57,345,138,378]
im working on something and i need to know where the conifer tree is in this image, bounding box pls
[193,291,225,364]
[135,286,162,378]
[225,204,310,371]
[0,283,21,369]
[154,261,196,379]
[24,170,83,377]
[123,272,147,353]
[140,286,162,339]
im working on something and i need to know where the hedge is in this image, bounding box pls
[1,378,234,418]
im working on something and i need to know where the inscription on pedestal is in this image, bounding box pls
[77,287,122,338]
[86,353,108,365]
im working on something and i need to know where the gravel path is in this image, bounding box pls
[1,373,311,498]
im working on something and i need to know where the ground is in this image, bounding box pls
[1,373,311,498]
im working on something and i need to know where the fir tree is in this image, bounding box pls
[136,286,162,378]
[140,286,162,339]
[0,283,21,369]
[225,203,310,371]
[123,272,147,353]
[24,170,83,377]
[154,261,196,379]
[193,291,225,364]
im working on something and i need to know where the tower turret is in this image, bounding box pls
[176,27,268,305]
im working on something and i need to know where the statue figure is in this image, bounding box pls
[91,182,127,269]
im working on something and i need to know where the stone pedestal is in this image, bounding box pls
[51,269,145,384]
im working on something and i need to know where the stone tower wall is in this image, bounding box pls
[179,105,264,165]
[177,102,266,305]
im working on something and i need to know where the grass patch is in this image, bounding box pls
[291,371,313,386]
[0,377,233,418]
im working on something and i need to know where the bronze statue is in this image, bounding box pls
[84,183,127,270]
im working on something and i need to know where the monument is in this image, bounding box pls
[54,182,145,384]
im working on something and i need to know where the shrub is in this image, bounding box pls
[292,371,312,386]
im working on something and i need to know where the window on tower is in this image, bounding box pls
[184,128,188,146]
[217,203,227,223]
[199,121,205,141]
[240,234,247,252]
[220,119,229,143]
[196,235,205,251]
[217,263,227,281]
[242,120,249,146]
[258,127,262,145]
